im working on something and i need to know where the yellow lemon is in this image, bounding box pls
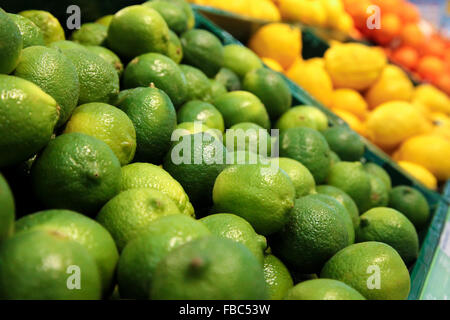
[365,101,429,151]
[396,134,450,181]
[285,58,333,107]
[397,161,438,190]
[331,88,368,120]
[412,84,450,115]
[249,0,281,21]
[261,57,284,72]
[278,0,327,27]
[333,109,367,137]
[324,43,387,91]
[336,13,355,33]
[306,57,325,69]
[321,0,345,28]
[248,22,302,69]
[365,65,414,109]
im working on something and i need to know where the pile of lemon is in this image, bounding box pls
[188,0,354,33]
[247,24,450,190]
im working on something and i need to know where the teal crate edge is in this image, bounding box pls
[408,181,450,299]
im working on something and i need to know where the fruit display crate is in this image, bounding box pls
[192,8,450,299]
[2,0,449,299]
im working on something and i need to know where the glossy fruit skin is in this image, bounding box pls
[96,188,181,251]
[214,91,271,129]
[63,48,119,105]
[279,127,332,184]
[71,23,107,46]
[357,207,419,265]
[389,186,430,230]
[284,279,365,300]
[275,106,329,132]
[275,157,316,198]
[0,75,59,168]
[222,44,263,78]
[213,163,295,236]
[164,133,227,208]
[15,209,119,295]
[224,122,272,156]
[84,45,124,77]
[121,162,194,217]
[365,173,389,210]
[144,0,188,34]
[0,230,101,300]
[322,126,365,161]
[321,242,411,300]
[364,163,392,190]
[177,100,224,132]
[7,13,45,48]
[31,132,122,215]
[19,10,65,44]
[14,46,80,127]
[118,214,211,299]
[0,9,22,75]
[151,236,269,300]
[180,29,224,77]
[263,254,293,300]
[166,30,183,64]
[116,87,177,164]
[106,5,169,59]
[243,68,292,120]
[123,53,188,107]
[215,67,241,91]
[179,64,212,103]
[0,173,15,242]
[270,195,349,274]
[64,102,137,166]
[200,213,267,265]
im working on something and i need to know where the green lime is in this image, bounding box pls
[273,157,316,198]
[14,46,80,127]
[357,207,419,264]
[177,100,225,132]
[144,0,189,34]
[179,64,212,103]
[200,213,267,264]
[316,185,360,231]
[174,122,222,142]
[284,279,365,300]
[330,151,341,166]
[224,122,272,156]
[0,229,101,299]
[212,163,295,235]
[0,173,14,242]
[159,0,195,30]
[63,48,119,105]
[7,13,44,48]
[270,195,349,274]
[95,15,113,27]
[322,126,365,161]
[115,87,177,164]
[279,127,331,184]
[0,10,22,74]
[166,30,183,64]
[71,23,107,46]
[121,162,194,217]
[107,5,169,59]
[0,75,59,167]
[388,186,430,230]
[19,10,64,44]
[118,214,211,299]
[163,133,227,207]
[223,44,263,78]
[64,103,137,166]
[180,29,224,77]
[151,236,268,299]
[243,68,292,120]
[364,163,392,190]
[214,91,271,129]
[365,173,389,210]
[226,150,268,166]
[15,209,119,294]
[215,67,241,91]
[31,132,122,215]
[263,254,294,300]
[208,79,227,101]
[84,45,124,77]
[48,40,85,52]
[276,106,329,131]
[97,188,181,251]
[326,162,371,213]
[321,241,411,300]
[123,53,187,107]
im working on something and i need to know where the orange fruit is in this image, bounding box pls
[343,0,372,30]
[417,56,445,81]
[391,46,419,70]
[422,37,446,58]
[398,2,420,23]
[373,13,401,45]
[435,73,450,96]
[371,0,404,15]
[401,24,425,49]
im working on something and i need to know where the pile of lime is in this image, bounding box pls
[0,1,431,300]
